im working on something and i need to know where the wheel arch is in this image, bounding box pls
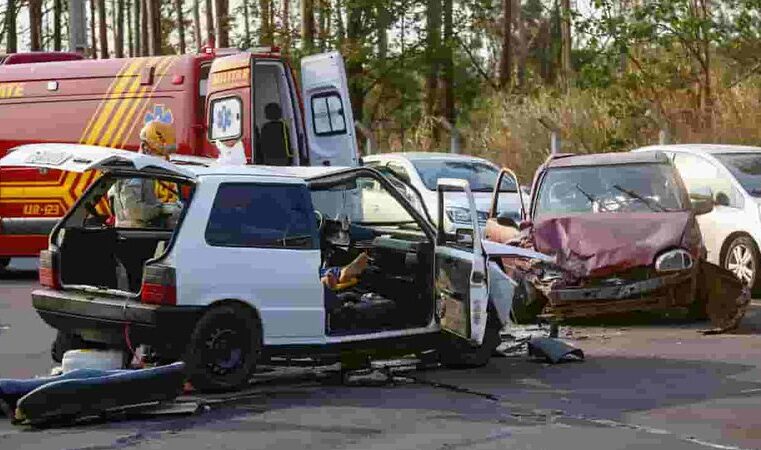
[719,231,759,266]
[204,298,264,341]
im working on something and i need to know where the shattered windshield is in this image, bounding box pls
[412,159,517,192]
[715,153,761,197]
[534,163,685,219]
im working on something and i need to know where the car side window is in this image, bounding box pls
[205,183,317,249]
[386,162,412,184]
[673,153,743,209]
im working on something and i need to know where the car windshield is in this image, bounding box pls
[534,163,685,219]
[412,159,517,192]
[714,153,761,196]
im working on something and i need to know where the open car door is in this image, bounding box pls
[301,52,359,168]
[0,143,195,179]
[435,178,490,346]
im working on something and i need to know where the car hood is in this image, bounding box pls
[532,212,693,278]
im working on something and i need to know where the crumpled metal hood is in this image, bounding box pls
[532,212,693,278]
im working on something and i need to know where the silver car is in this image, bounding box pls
[633,144,761,290]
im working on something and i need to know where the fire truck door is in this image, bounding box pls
[301,52,359,168]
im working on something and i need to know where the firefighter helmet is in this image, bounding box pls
[139,121,177,157]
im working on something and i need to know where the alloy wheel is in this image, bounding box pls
[727,243,756,286]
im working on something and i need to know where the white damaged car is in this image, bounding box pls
[1,144,551,391]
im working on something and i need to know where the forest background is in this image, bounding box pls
[2,0,761,181]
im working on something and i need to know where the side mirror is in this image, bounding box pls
[691,195,714,215]
[715,192,730,207]
[455,228,474,246]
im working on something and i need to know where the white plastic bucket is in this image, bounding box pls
[61,349,125,373]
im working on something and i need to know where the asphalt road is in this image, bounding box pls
[2,258,761,450]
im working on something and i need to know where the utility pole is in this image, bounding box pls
[68,0,88,54]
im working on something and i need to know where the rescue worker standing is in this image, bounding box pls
[109,121,182,228]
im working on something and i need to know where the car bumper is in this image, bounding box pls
[32,288,203,356]
[540,269,696,320]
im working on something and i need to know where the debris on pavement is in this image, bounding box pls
[527,337,585,364]
[9,362,186,427]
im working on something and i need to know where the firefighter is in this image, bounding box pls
[108,121,181,228]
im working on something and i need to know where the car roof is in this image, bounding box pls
[181,164,354,181]
[364,152,493,164]
[545,151,670,169]
[633,144,761,155]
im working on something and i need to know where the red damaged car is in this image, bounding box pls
[484,152,749,330]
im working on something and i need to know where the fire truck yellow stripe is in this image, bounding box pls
[110,57,174,149]
[1,172,80,205]
[118,57,178,150]
[84,59,146,146]
[101,57,159,148]
[78,59,136,144]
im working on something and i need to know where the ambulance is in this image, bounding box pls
[0,46,359,267]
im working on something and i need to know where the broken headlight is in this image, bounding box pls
[655,249,693,273]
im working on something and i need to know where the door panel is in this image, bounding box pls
[301,52,359,168]
[205,54,253,161]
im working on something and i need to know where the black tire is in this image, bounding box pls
[510,279,547,324]
[183,304,261,392]
[723,235,761,293]
[439,312,501,368]
[0,258,9,270]
[51,331,85,363]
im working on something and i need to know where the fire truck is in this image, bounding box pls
[0,47,360,267]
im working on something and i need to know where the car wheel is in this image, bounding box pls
[183,304,260,392]
[439,312,501,368]
[51,331,85,363]
[0,258,9,270]
[723,236,761,292]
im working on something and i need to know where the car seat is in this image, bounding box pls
[259,103,292,166]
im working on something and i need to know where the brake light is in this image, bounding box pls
[140,265,177,306]
[39,250,61,289]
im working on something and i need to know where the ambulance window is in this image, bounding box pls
[198,64,211,121]
[311,93,347,136]
[209,96,243,141]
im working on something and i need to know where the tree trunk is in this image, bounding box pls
[334,0,344,44]
[346,2,364,123]
[377,4,388,61]
[214,0,229,47]
[317,0,331,51]
[115,0,125,57]
[90,0,98,57]
[282,0,291,52]
[205,0,215,45]
[140,0,148,55]
[53,0,62,50]
[560,0,572,91]
[498,0,512,89]
[192,0,202,49]
[175,0,186,53]
[97,0,109,58]
[146,0,160,55]
[133,0,140,55]
[515,0,527,87]
[242,0,251,48]
[29,0,43,51]
[301,0,315,52]
[259,0,272,45]
[442,0,454,124]
[425,0,442,118]
[126,0,133,56]
[5,0,17,53]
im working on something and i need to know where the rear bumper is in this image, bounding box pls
[32,288,203,356]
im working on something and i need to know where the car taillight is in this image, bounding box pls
[39,250,61,289]
[140,265,177,306]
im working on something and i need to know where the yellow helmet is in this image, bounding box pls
[139,121,177,156]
